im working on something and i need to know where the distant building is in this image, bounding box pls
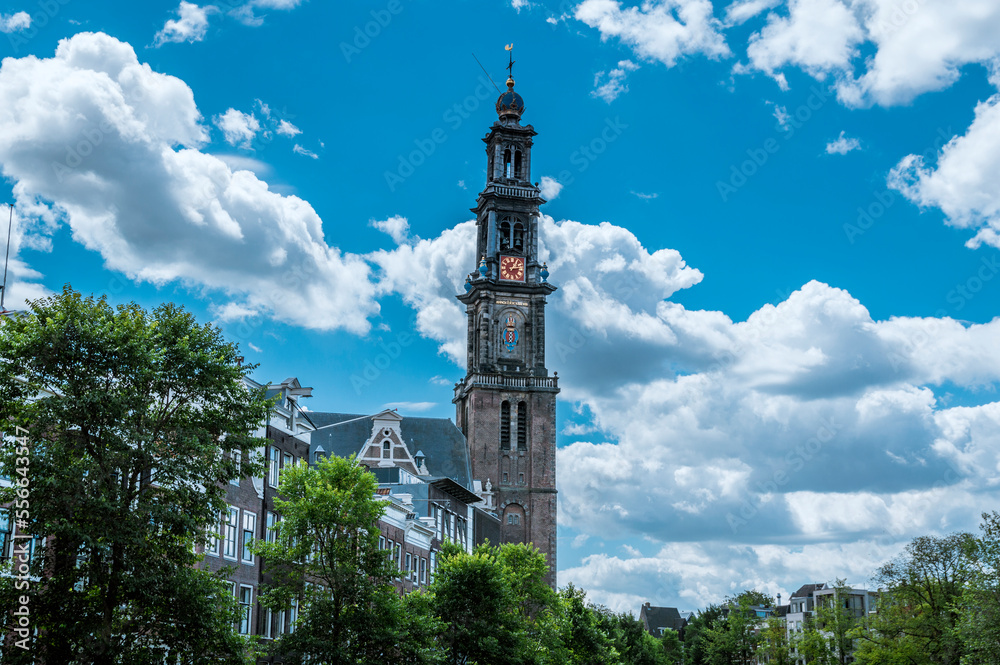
[640,602,688,639]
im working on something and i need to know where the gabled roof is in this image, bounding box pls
[308,412,473,490]
[790,583,825,599]
[640,605,685,636]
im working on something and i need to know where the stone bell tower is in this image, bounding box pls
[453,55,559,585]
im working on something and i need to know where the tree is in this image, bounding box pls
[852,533,974,665]
[0,286,269,664]
[424,540,529,665]
[759,615,793,665]
[661,627,685,665]
[684,605,725,665]
[703,591,772,665]
[557,584,619,665]
[250,453,426,664]
[955,511,1000,665]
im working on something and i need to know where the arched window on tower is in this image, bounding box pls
[504,148,512,178]
[500,219,511,250]
[514,150,522,179]
[488,153,494,181]
[500,401,511,450]
[382,440,391,459]
[517,401,528,450]
[512,222,524,252]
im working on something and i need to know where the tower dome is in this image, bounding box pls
[496,76,524,121]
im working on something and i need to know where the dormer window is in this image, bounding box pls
[382,440,391,459]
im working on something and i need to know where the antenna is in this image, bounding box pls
[472,52,502,94]
[0,203,12,313]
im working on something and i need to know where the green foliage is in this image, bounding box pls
[759,615,793,665]
[251,453,422,664]
[955,511,1000,665]
[852,533,975,665]
[702,591,773,665]
[684,605,724,665]
[661,626,684,665]
[0,286,267,664]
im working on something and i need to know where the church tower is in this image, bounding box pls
[454,56,559,584]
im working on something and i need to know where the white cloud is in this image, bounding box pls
[575,0,730,67]
[838,0,1000,107]
[276,119,301,137]
[742,0,863,89]
[511,0,531,10]
[214,108,261,148]
[631,191,658,200]
[370,215,412,246]
[825,130,861,154]
[592,59,640,102]
[540,176,564,200]
[383,401,437,412]
[230,0,305,26]
[0,11,30,33]
[888,95,1000,249]
[0,32,378,334]
[292,144,318,159]
[154,2,216,46]
[369,208,1000,610]
[724,0,780,25]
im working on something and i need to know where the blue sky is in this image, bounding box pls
[2,0,1000,612]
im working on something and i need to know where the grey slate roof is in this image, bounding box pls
[640,605,685,637]
[308,412,474,490]
[791,583,825,599]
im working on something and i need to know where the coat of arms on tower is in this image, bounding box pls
[502,314,519,351]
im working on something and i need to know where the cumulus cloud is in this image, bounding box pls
[214,108,261,148]
[370,215,412,246]
[540,176,564,201]
[592,59,640,102]
[367,205,1000,610]
[0,32,378,333]
[0,11,30,33]
[154,2,216,46]
[888,95,1000,249]
[741,0,863,90]
[575,0,730,66]
[825,130,861,154]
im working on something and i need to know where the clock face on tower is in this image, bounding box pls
[499,255,526,281]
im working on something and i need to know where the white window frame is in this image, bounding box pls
[420,557,427,585]
[204,519,220,557]
[266,511,278,545]
[223,507,239,560]
[238,585,253,635]
[241,511,257,564]
[230,450,242,486]
[283,452,293,480]
[269,447,280,488]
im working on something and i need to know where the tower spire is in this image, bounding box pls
[505,43,515,84]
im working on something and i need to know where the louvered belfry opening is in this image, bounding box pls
[500,400,511,450]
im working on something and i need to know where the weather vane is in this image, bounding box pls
[505,43,515,80]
